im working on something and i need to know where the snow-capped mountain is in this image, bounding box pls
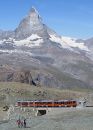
[0,7,90,52]
[15,7,49,40]
[0,7,93,89]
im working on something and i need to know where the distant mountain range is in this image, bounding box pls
[0,7,93,89]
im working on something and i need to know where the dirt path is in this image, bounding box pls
[1,107,93,130]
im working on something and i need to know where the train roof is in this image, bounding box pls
[17,99,77,102]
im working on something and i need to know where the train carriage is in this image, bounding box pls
[16,100,77,107]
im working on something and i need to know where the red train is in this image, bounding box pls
[16,100,77,107]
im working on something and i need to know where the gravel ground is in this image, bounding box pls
[1,107,93,130]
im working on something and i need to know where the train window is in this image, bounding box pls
[47,102,50,104]
[69,101,72,104]
[58,102,61,105]
[17,102,21,106]
[43,102,47,104]
[22,102,28,106]
[29,102,33,104]
[54,102,57,104]
[38,102,42,104]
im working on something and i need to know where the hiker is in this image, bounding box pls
[23,119,26,128]
[16,118,21,128]
[20,120,24,128]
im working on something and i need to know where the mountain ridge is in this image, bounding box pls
[0,7,93,89]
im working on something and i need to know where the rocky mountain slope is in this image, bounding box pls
[0,82,88,106]
[0,7,93,89]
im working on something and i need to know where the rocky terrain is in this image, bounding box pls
[0,80,92,130]
[1,107,93,130]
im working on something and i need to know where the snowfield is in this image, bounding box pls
[15,34,44,47]
[0,33,89,51]
[50,34,89,51]
[62,36,89,51]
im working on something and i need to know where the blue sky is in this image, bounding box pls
[0,0,93,39]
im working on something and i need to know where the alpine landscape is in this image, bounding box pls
[0,2,93,130]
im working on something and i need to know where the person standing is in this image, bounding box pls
[16,118,21,128]
[24,119,26,128]
[20,120,24,128]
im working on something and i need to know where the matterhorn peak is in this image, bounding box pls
[28,6,42,22]
[14,7,49,40]
[29,6,39,15]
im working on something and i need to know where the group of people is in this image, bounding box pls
[16,118,27,128]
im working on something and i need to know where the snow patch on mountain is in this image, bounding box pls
[49,34,72,50]
[14,34,43,47]
[49,34,89,51]
[27,34,41,40]
[0,34,43,48]
[62,36,89,51]
[0,38,14,44]
[0,49,32,56]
